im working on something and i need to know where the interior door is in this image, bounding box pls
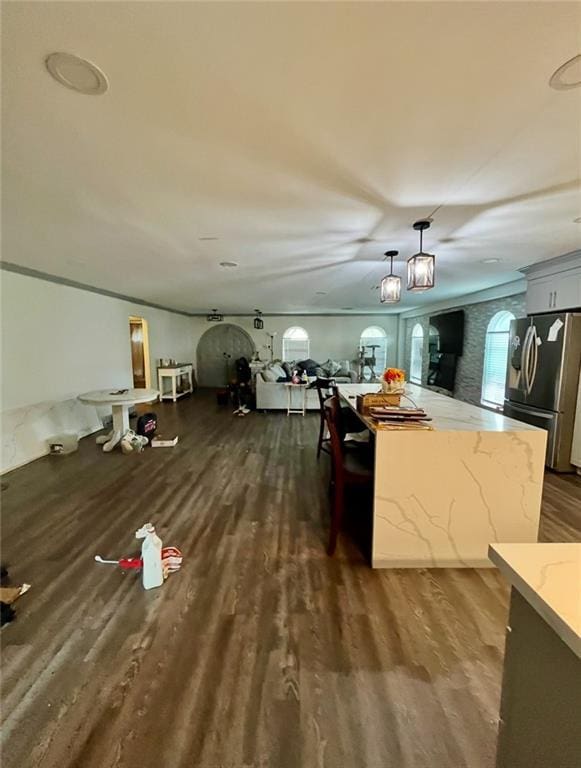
[526,313,567,412]
[196,324,255,387]
[505,317,531,405]
[130,320,146,388]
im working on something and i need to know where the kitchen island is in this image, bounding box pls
[338,383,547,568]
[489,543,580,768]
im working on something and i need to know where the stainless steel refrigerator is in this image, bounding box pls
[504,312,581,471]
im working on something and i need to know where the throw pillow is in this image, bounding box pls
[297,359,319,376]
[261,369,277,383]
[281,361,292,378]
[336,360,352,377]
[270,363,286,380]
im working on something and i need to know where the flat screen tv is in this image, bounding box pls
[428,310,465,355]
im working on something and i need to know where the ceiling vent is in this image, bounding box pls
[45,52,108,95]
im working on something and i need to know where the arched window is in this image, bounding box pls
[282,326,310,361]
[360,326,388,374]
[410,323,424,384]
[481,311,515,408]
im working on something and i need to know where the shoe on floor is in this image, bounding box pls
[240,406,250,414]
[121,430,135,454]
[233,408,241,415]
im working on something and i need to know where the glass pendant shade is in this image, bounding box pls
[379,250,401,304]
[380,274,401,303]
[407,252,435,291]
[407,220,435,291]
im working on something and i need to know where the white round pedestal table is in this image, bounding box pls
[78,388,159,452]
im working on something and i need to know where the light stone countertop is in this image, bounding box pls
[339,383,542,432]
[489,543,581,658]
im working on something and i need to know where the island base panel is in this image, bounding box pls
[496,588,581,768]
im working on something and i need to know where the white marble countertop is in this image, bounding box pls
[489,543,581,658]
[339,383,542,432]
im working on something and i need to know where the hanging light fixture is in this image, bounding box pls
[253,309,264,330]
[380,250,401,304]
[206,308,224,322]
[407,220,435,291]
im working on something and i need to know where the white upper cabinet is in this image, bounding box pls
[526,271,581,314]
[523,253,581,316]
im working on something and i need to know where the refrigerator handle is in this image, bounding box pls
[528,328,539,395]
[521,325,533,393]
[506,401,554,421]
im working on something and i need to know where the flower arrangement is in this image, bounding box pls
[381,367,406,393]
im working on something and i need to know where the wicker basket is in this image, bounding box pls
[356,392,402,414]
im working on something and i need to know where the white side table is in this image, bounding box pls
[78,388,159,452]
[157,364,194,402]
[285,383,307,415]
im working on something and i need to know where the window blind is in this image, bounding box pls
[282,338,310,362]
[410,325,423,383]
[481,330,510,407]
[360,333,387,372]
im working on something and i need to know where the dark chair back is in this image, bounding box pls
[312,377,336,459]
[323,395,346,468]
[313,377,335,409]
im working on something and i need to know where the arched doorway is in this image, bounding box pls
[196,324,255,387]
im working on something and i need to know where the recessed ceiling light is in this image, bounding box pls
[315,291,327,295]
[549,54,581,90]
[45,52,108,95]
[341,307,354,311]
[481,258,501,264]
[219,261,238,268]
[199,236,219,241]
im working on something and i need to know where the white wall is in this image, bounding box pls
[0,271,399,472]
[0,271,196,472]
[1,271,195,411]
[191,314,399,368]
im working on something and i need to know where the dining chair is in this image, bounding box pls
[313,377,336,459]
[323,395,373,556]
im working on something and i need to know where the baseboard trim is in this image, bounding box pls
[371,556,495,569]
[1,424,103,476]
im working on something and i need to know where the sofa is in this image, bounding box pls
[256,358,357,411]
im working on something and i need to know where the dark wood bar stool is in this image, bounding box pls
[313,377,336,459]
[323,395,373,556]
[313,378,369,459]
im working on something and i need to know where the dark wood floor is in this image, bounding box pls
[1,392,579,768]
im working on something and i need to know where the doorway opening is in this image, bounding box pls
[129,316,151,389]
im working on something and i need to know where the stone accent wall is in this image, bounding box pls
[403,293,526,406]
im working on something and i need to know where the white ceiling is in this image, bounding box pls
[2,1,581,314]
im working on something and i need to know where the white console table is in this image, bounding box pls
[157,364,194,402]
[285,382,308,415]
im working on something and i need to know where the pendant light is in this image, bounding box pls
[380,250,401,304]
[407,220,435,291]
[253,309,264,330]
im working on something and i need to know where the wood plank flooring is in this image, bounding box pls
[1,392,579,768]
